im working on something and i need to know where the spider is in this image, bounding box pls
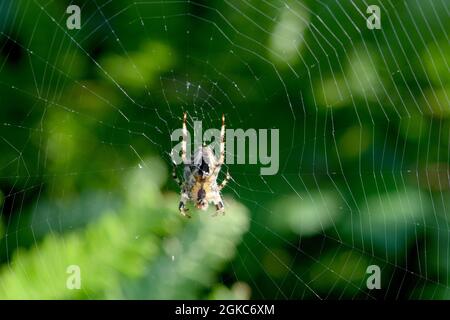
[172,113,231,218]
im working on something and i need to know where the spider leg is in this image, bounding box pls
[218,114,225,165]
[179,192,191,218]
[211,194,225,217]
[172,164,182,186]
[182,112,188,164]
[212,114,225,173]
[218,171,231,191]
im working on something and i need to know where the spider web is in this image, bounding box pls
[0,0,449,299]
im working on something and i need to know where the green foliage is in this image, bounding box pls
[100,41,175,90]
[0,159,249,299]
[270,190,342,237]
[0,0,449,299]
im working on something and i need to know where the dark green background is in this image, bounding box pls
[0,0,449,299]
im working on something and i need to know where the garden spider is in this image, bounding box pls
[172,113,231,218]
